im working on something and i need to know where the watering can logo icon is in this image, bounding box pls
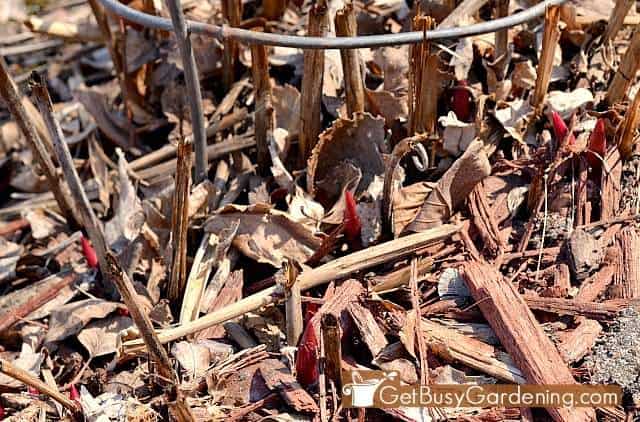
[341,370,399,408]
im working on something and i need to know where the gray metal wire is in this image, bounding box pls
[98,0,566,49]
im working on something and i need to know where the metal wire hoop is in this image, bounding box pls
[98,0,566,49]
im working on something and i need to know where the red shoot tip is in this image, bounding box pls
[450,82,473,122]
[0,406,5,419]
[550,111,575,146]
[586,118,607,168]
[81,235,98,268]
[295,323,319,386]
[27,386,38,395]
[69,384,80,402]
[303,302,320,326]
[343,191,361,246]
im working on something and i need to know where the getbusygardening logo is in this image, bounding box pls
[340,370,622,409]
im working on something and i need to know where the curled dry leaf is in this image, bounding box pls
[392,182,433,237]
[356,175,385,246]
[171,341,212,380]
[204,204,322,267]
[307,112,387,203]
[321,162,362,225]
[287,185,324,231]
[511,61,537,92]
[365,88,408,127]
[0,343,43,388]
[273,84,301,138]
[78,315,133,357]
[0,238,22,283]
[439,111,476,156]
[492,98,533,143]
[104,150,145,250]
[546,88,594,119]
[372,46,409,94]
[24,210,58,240]
[406,139,491,232]
[76,90,132,150]
[44,299,122,344]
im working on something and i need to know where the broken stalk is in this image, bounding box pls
[321,313,342,391]
[617,76,640,158]
[409,16,438,135]
[283,261,304,347]
[168,140,193,309]
[221,0,242,90]
[607,27,640,105]
[0,60,79,229]
[530,5,561,112]
[29,73,116,297]
[165,0,208,183]
[250,35,273,175]
[494,0,509,63]
[299,0,329,164]
[602,0,636,45]
[335,2,365,115]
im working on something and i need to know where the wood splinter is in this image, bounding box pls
[462,260,595,422]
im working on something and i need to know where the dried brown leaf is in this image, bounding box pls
[407,139,491,232]
[44,299,122,344]
[204,204,322,267]
[78,315,133,357]
[307,112,387,203]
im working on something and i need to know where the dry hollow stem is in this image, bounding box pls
[607,27,640,106]
[409,16,438,135]
[335,2,365,115]
[168,141,193,308]
[251,38,273,175]
[299,0,330,163]
[531,6,561,112]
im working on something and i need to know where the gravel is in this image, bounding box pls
[584,307,640,402]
